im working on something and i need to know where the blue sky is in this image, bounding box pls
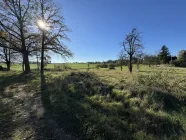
[52,0,186,63]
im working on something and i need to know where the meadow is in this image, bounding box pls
[0,64,186,140]
[0,63,96,71]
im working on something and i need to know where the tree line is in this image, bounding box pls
[117,28,186,73]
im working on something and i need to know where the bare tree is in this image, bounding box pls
[0,47,11,70]
[122,28,143,73]
[0,31,21,70]
[0,47,21,70]
[118,50,127,71]
[0,0,36,73]
[135,50,145,70]
[35,0,73,74]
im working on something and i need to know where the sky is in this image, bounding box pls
[52,0,186,63]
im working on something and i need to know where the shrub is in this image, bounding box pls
[95,64,100,69]
[96,63,108,68]
[171,60,186,67]
[54,64,71,71]
[108,63,116,69]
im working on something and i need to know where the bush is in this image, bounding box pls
[54,64,71,71]
[143,55,160,66]
[95,63,108,68]
[171,60,186,67]
[108,63,116,69]
[95,64,100,69]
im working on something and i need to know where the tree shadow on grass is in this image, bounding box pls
[38,73,76,140]
[0,101,15,139]
[40,72,185,140]
[129,87,186,113]
[149,90,186,112]
[0,71,74,140]
[0,72,38,96]
[0,72,39,139]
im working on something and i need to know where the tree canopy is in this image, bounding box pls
[178,50,186,62]
[158,45,170,64]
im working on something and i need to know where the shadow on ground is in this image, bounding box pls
[0,72,39,139]
[40,72,185,140]
[0,71,185,139]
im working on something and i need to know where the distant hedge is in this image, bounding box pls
[171,60,186,67]
[95,63,118,69]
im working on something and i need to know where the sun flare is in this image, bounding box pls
[37,20,49,30]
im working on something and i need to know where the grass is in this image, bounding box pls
[0,64,186,139]
[0,63,96,71]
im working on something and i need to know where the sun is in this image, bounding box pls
[37,20,49,31]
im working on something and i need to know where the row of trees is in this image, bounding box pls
[118,28,186,72]
[0,0,72,73]
[94,46,185,71]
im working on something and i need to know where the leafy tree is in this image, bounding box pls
[122,28,143,73]
[178,50,186,62]
[158,45,170,64]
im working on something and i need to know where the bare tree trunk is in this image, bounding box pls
[137,59,139,70]
[40,0,45,74]
[22,62,24,71]
[3,48,10,71]
[7,48,10,71]
[129,56,132,73]
[37,55,39,70]
[6,62,10,71]
[40,31,45,74]
[120,60,123,71]
[22,54,24,72]
[23,51,30,73]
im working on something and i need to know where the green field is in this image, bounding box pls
[0,63,96,71]
[0,65,186,140]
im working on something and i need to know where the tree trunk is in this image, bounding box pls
[129,56,132,73]
[37,55,39,70]
[40,31,45,74]
[137,59,139,70]
[22,61,25,72]
[40,0,45,74]
[4,48,10,71]
[6,61,10,71]
[120,64,122,71]
[120,60,122,71]
[23,51,30,73]
[22,54,25,72]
